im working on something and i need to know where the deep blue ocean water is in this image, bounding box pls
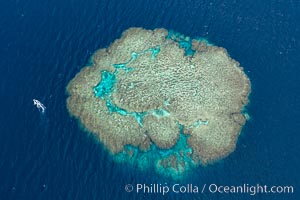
[0,0,299,199]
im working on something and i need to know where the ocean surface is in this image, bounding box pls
[0,0,299,199]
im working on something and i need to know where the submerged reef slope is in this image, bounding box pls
[66,28,251,178]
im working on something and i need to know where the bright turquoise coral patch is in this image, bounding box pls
[93,71,116,98]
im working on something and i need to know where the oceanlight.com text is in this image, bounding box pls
[207,183,294,195]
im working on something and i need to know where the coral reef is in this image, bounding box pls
[66,28,251,178]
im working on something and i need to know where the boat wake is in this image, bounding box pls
[33,99,46,113]
[33,99,49,129]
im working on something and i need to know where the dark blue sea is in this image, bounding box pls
[0,0,299,199]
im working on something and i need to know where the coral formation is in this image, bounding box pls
[66,28,251,178]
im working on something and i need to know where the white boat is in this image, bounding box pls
[33,99,46,113]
